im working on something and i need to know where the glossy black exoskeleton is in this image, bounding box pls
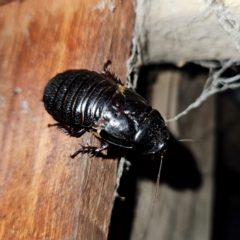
[43,61,169,158]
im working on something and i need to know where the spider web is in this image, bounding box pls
[127,0,240,121]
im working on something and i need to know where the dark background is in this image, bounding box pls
[108,63,240,240]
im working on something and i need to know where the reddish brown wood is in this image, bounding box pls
[0,1,135,239]
[0,0,14,7]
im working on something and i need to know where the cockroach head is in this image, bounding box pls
[133,109,169,155]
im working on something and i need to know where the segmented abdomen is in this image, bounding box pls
[43,70,117,126]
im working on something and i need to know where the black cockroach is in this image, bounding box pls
[43,61,169,158]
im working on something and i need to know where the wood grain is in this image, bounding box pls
[0,0,135,239]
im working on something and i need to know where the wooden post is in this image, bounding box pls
[130,68,215,240]
[0,1,135,239]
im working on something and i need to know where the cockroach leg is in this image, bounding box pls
[71,141,109,158]
[103,59,112,71]
[102,60,124,85]
[48,123,87,138]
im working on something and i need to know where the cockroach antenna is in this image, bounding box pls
[151,154,164,213]
[178,139,201,142]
